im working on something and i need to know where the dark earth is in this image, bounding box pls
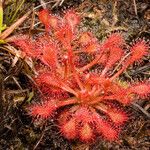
[0,0,149,149]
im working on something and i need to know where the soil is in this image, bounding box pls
[0,0,149,150]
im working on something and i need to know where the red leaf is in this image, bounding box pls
[79,123,94,142]
[102,47,124,75]
[129,82,150,98]
[60,118,77,140]
[102,33,124,49]
[129,40,149,64]
[40,43,58,69]
[39,9,61,31]
[55,25,73,48]
[63,10,80,31]
[79,32,97,46]
[28,100,57,119]
[95,115,118,141]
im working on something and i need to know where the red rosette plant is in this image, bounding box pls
[12,9,150,142]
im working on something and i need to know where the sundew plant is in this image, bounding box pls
[13,9,150,142]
